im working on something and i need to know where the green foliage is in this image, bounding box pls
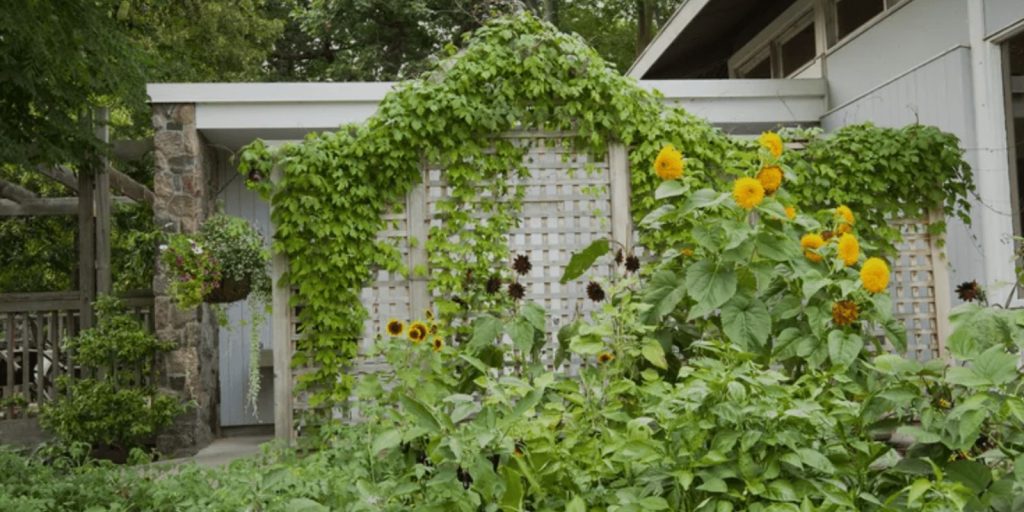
[784,124,974,253]
[160,213,270,309]
[40,296,184,450]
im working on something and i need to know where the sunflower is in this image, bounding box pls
[508,281,526,300]
[408,321,429,344]
[800,233,825,262]
[955,280,985,303]
[431,336,444,352]
[785,206,796,220]
[756,166,783,194]
[597,351,615,364]
[860,257,890,293]
[385,319,405,337]
[424,308,434,321]
[654,145,684,180]
[837,233,859,266]
[836,205,854,225]
[821,230,835,242]
[624,254,641,273]
[832,300,859,326]
[586,281,606,302]
[758,131,784,157]
[513,254,532,275]
[485,275,502,294]
[732,177,765,210]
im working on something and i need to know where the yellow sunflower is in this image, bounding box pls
[861,257,890,293]
[654,145,684,181]
[836,223,853,234]
[431,336,444,352]
[597,351,615,364]
[836,205,854,225]
[837,233,859,266]
[732,177,765,210]
[408,321,429,344]
[756,166,783,194]
[785,206,796,220]
[385,319,405,337]
[758,131,784,157]
[832,300,859,326]
[424,308,434,321]
[801,233,825,262]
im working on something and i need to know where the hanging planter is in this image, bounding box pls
[160,213,270,309]
[204,275,253,304]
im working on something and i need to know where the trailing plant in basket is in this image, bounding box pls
[40,296,185,455]
[160,213,270,308]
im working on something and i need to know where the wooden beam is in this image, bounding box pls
[271,164,294,445]
[0,179,38,203]
[34,165,78,192]
[0,196,133,217]
[78,165,95,330]
[109,167,154,206]
[94,108,112,295]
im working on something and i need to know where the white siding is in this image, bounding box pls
[822,48,983,303]
[824,0,969,109]
[215,157,274,427]
[984,0,1024,38]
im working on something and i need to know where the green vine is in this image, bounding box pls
[238,13,974,411]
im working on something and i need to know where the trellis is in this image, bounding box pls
[269,133,951,442]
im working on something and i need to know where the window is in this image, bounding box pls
[830,0,907,45]
[1003,32,1024,245]
[734,13,817,79]
[780,23,816,76]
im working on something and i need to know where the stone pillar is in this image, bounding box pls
[151,104,219,456]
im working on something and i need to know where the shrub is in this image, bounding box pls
[39,296,185,452]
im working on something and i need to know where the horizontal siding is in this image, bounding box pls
[984,0,1024,38]
[822,48,983,305]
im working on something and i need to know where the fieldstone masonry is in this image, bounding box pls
[151,104,219,456]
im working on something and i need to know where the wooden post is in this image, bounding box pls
[270,165,294,444]
[77,163,95,330]
[608,143,633,252]
[407,165,430,316]
[928,208,953,359]
[94,108,112,295]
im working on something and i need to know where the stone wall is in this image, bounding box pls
[151,104,219,456]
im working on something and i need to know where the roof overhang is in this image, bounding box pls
[147,79,826,149]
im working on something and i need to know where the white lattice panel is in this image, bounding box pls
[889,218,941,360]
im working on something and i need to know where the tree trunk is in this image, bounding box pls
[636,0,655,57]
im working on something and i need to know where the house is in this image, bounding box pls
[630,0,1024,307]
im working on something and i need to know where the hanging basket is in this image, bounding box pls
[204,276,252,304]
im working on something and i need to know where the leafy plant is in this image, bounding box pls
[40,296,185,452]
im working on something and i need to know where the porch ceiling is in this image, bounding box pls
[147,79,826,150]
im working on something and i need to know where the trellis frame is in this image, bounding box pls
[268,136,953,442]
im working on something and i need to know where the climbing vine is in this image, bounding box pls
[239,12,974,410]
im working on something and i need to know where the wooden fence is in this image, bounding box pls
[270,133,953,442]
[0,291,155,421]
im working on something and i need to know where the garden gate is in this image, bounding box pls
[270,135,952,442]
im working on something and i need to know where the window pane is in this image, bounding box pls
[781,24,816,76]
[742,55,772,78]
[836,0,884,40]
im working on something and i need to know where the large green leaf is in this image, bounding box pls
[680,188,729,214]
[560,239,609,284]
[641,338,668,369]
[720,295,771,350]
[947,345,1020,388]
[506,317,536,353]
[468,315,503,351]
[499,466,524,512]
[642,270,687,321]
[827,330,863,368]
[399,395,442,432]
[685,261,737,320]
[655,180,688,199]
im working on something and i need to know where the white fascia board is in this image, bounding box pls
[146,82,397,104]
[627,0,713,79]
[640,79,827,99]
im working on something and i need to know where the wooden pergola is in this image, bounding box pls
[0,109,155,328]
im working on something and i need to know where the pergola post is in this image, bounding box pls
[77,161,96,329]
[94,108,112,295]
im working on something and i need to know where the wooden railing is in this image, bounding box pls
[0,291,154,420]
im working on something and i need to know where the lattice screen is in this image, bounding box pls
[887,217,944,360]
[282,136,950,431]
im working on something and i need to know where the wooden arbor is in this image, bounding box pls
[0,109,155,328]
